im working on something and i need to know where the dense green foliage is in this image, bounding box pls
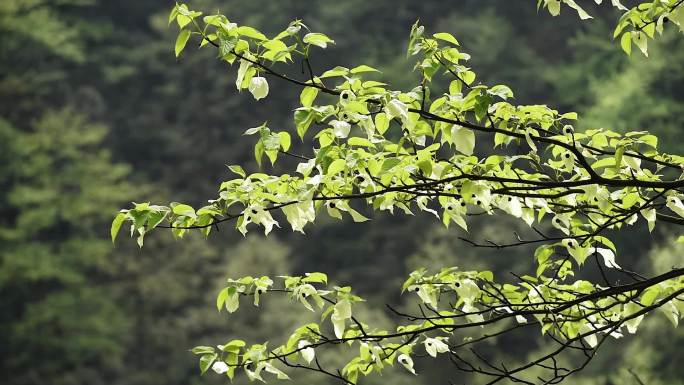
[2,1,684,385]
[116,1,684,384]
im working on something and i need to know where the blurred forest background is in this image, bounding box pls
[1,1,683,384]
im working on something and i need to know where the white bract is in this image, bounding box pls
[249,76,269,100]
[339,90,355,105]
[500,306,528,324]
[498,195,522,218]
[245,362,265,382]
[385,99,408,121]
[331,120,351,138]
[298,340,315,363]
[239,206,280,235]
[409,284,438,306]
[281,201,315,233]
[551,215,570,235]
[423,337,450,357]
[397,353,416,375]
[594,247,620,269]
[462,303,485,323]
[286,24,301,35]
[666,196,684,218]
[594,0,627,10]
[253,277,273,306]
[235,59,251,89]
[562,238,590,265]
[632,31,648,56]
[224,287,243,313]
[624,306,644,333]
[579,323,598,348]
[641,207,657,232]
[331,299,352,338]
[455,279,480,304]
[451,125,475,155]
[211,361,229,374]
[546,0,561,16]
[264,363,290,380]
[220,22,237,31]
[292,283,319,311]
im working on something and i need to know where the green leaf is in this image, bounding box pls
[474,94,492,121]
[173,203,196,218]
[461,70,476,85]
[219,35,238,57]
[546,0,561,16]
[375,113,389,135]
[563,0,592,20]
[175,29,191,57]
[294,109,315,139]
[303,272,328,284]
[226,356,237,380]
[320,66,349,78]
[622,192,639,208]
[407,20,424,57]
[620,32,632,56]
[451,125,475,155]
[488,85,513,100]
[199,353,217,374]
[254,139,264,167]
[614,146,625,170]
[641,287,660,306]
[303,33,334,48]
[640,134,658,148]
[225,287,240,313]
[177,15,192,29]
[228,165,246,178]
[331,299,351,338]
[217,287,229,311]
[191,346,216,355]
[433,32,459,46]
[348,137,374,147]
[237,26,267,40]
[347,207,369,222]
[222,339,246,351]
[300,87,319,107]
[168,4,179,25]
[350,65,380,74]
[380,158,401,173]
[111,212,126,243]
[478,271,494,281]
[262,39,288,53]
[278,131,292,152]
[632,31,648,56]
[327,159,346,176]
[147,210,167,230]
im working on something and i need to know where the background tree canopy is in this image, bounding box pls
[1,1,683,385]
